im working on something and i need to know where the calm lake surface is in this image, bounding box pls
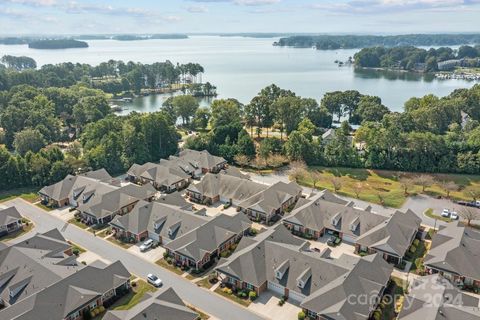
[0,36,476,113]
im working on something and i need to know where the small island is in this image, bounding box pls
[113,34,188,41]
[28,39,89,49]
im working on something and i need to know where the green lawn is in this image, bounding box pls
[111,280,156,311]
[155,259,184,275]
[68,217,89,229]
[405,239,430,274]
[106,236,133,249]
[196,276,216,289]
[67,240,87,254]
[424,208,452,223]
[0,220,34,242]
[214,287,251,307]
[297,167,480,208]
[0,187,40,204]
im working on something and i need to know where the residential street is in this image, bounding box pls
[4,198,266,320]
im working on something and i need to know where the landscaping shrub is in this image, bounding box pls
[278,298,285,306]
[249,291,257,300]
[298,311,306,320]
[72,248,80,256]
[409,245,417,254]
[163,251,169,259]
[131,281,137,287]
[81,261,86,265]
[413,239,420,246]
[222,287,233,295]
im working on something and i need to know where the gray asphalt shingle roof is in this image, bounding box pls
[187,173,267,202]
[103,287,198,320]
[238,181,302,214]
[398,274,480,320]
[216,225,393,319]
[0,261,130,320]
[356,209,421,257]
[0,229,81,308]
[284,190,388,238]
[164,213,251,262]
[424,222,480,281]
[110,200,208,240]
[0,206,23,226]
[178,149,226,170]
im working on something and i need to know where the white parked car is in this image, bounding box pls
[450,211,459,220]
[139,239,153,252]
[147,274,162,287]
[441,209,450,218]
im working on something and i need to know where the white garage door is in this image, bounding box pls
[267,281,285,296]
[288,290,306,303]
[342,234,356,244]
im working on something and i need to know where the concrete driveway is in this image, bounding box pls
[49,206,76,222]
[248,291,301,320]
[309,236,357,259]
[127,243,166,263]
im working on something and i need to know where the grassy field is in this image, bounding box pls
[0,187,40,203]
[67,217,89,229]
[297,167,480,208]
[111,279,156,311]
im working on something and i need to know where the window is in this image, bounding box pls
[246,283,254,290]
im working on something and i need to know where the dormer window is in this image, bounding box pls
[350,217,360,232]
[275,260,290,280]
[331,212,341,226]
[297,267,311,289]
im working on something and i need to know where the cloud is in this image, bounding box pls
[0,0,56,7]
[310,0,480,14]
[190,0,281,5]
[186,4,208,13]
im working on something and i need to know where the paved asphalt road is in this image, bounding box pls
[5,198,266,320]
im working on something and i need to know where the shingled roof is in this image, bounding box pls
[398,274,480,320]
[424,222,480,281]
[0,206,23,226]
[216,224,393,320]
[164,213,251,262]
[178,149,226,170]
[356,209,421,257]
[0,261,130,320]
[284,190,388,238]
[103,287,198,320]
[238,181,302,214]
[0,229,80,307]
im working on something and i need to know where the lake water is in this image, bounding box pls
[0,36,476,113]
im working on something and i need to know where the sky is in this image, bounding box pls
[0,0,480,35]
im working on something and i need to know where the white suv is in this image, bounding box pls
[441,209,450,218]
[140,239,154,252]
[147,274,162,287]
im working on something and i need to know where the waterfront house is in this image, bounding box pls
[77,183,156,225]
[0,206,23,237]
[39,169,118,208]
[110,200,208,244]
[424,222,480,289]
[103,287,199,320]
[164,213,251,271]
[216,225,393,320]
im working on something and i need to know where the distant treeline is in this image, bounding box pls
[0,56,204,94]
[28,39,89,49]
[274,34,480,50]
[354,45,480,72]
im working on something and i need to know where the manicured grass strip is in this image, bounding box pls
[155,259,184,275]
[424,208,452,223]
[195,276,215,289]
[112,280,156,310]
[68,217,89,229]
[106,236,133,249]
[0,219,34,242]
[0,187,40,203]
[67,240,87,254]
[214,287,251,307]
